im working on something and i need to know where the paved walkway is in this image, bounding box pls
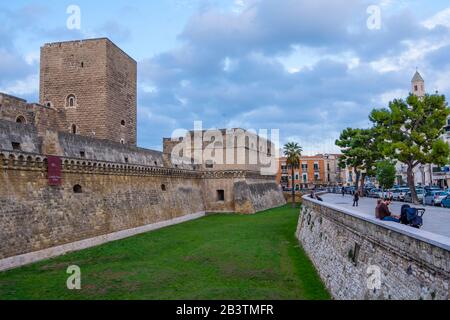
[322,193,450,238]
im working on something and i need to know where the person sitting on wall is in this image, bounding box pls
[309,191,323,201]
[375,199,382,219]
[378,199,400,222]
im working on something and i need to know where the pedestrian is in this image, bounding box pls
[342,187,345,197]
[353,191,360,207]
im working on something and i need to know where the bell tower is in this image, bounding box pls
[411,70,425,98]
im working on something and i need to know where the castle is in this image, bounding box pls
[0,38,285,270]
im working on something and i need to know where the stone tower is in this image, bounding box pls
[411,70,425,98]
[39,38,137,145]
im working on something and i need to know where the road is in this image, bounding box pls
[321,193,450,238]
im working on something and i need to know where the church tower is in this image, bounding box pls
[411,70,425,98]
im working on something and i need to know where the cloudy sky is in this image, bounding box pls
[1,0,450,154]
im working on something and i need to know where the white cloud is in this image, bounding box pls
[423,7,450,29]
[370,39,449,73]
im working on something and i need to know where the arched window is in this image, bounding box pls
[121,120,126,126]
[71,124,78,134]
[66,94,76,108]
[73,185,83,193]
[16,116,26,124]
[161,184,166,191]
[120,139,125,144]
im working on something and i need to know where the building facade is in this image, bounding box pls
[276,154,343,189]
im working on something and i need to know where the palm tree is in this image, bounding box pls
[284,142,303,208]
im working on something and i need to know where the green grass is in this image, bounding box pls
[0,205,330,300]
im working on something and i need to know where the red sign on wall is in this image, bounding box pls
[47,156,62,186]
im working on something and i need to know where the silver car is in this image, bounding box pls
[404,190,424,203]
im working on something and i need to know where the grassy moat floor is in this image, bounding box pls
[0,205,330,300]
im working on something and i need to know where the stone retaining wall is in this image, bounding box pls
[297,195,450,300]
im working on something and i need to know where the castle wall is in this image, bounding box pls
[0,120,42,153]
[0,120,163,165]
[0,93,31,124]
[234,179,286,214]
[57,132,163,166]
[297,196,450,300]
[0,151,205,261]
[202,174,286,214]
[0,150,285,267]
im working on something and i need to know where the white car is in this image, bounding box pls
[396,188,411,201]
[423,190,448,206]
[391,188,408,201]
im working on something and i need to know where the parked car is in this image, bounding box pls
[385,189,395,201]
[396,188,411,201]
[424,186,442,193]
[368,188,381,198]
[404,189,425,203]
[440,195,450,208]
[423,190,448,206]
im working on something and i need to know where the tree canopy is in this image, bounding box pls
[376,160,396,191]
[335,127,381,192]
[370,93,450,202]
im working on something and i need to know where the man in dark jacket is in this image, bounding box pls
[353,191,360,207]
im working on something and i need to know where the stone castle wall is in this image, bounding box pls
[297,196,450,300]
[0,150,205,261]
[0,149,285,267]
[0,120,42,153]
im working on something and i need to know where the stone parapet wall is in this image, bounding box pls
[297,195,450,300]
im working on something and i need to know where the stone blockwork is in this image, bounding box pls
[0,151,204,260]
[234,179,286,214]
[297,196,450,300]
[0,120,42,153]
[0,150,285,263]
[39,38,137,145]
[57,131,163,166]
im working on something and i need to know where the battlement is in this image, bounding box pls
[42,38,136,63]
